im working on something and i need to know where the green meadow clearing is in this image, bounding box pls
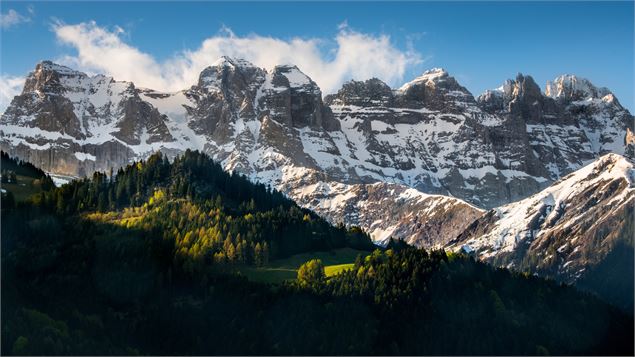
[235,247,372,284]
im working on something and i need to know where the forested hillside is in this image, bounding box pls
[4,150,374,264]
[1,151,633,355]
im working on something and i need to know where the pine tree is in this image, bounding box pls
[98,192,107,212]
[224,235,236,262]
[262,241,270,265]
[235,239,244,263]
[55,191,65,214]
[254,243,263,267]
[108,188,115,210]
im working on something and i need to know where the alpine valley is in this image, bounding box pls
[1,58,634,310]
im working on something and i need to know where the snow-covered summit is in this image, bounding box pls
[493,79,514,96]
[23,61,111,94]
[37,60,84,75]
[545,74,613,102]
[272,65,314,89]
[398,67,450,92]
[197,57,265,93]
[477,79,515,104]
[3,60,171,148]
[210,56,256,69]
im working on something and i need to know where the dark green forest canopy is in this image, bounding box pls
[1,150,633,355]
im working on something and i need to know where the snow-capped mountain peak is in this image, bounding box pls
[210,55,256,69]
[24,61,89,94]
[545,74,612,102]
[398,67,450,91]
[197,57,263,91]
[325,78,393,107]
[37,60,83,76]
[495,79,514,95]
[477,79,515,105]
[271,64,315,89]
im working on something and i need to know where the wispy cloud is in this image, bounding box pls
[0,9,31,29]
[0,75,25,113]
[52,21,424,94]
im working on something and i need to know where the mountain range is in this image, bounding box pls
[1,58,633,308]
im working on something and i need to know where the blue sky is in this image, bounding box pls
[1,1,633,111]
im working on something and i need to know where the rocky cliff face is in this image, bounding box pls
[1,58,632,246]
[324,70,550,207]
[478,74,632,182]
[1,61,175,176]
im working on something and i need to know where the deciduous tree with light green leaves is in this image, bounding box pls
[297,259,325,288]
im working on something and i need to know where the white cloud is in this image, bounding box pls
[53,21,168,89]
[0,9,31,29]
[0,75,25,113]
[52,21,423,94]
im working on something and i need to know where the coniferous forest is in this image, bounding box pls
[1,150,633,355]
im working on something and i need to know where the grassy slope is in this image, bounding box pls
[236,248,371,284]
